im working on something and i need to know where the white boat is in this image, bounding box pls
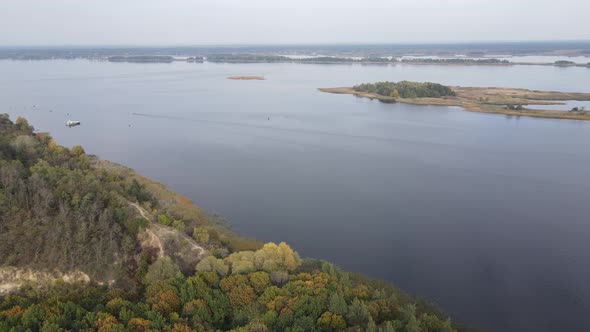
[66,120,81,127]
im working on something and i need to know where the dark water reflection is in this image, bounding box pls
[2,60,590,332]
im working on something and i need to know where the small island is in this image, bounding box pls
[227,75,266,80]
[320,81,590,120]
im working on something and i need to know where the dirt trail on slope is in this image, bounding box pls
[129,202,206,260]
[0,268,90,295]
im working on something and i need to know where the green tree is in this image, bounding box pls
[182,299,211,324]
[193,227,210,244]
[127,179,152,203]
[144,256,181,285]
[328,292,348,316]
[317,311,347,331]
[16,116,33,132]
[41,321,65,332]
[196,256,229,276]
[172,219,185,230]
[248,271,270,294]
[419,313,454,332]
[380,321,397,332]
[346,298,369,327]
[367,316,377,332]
[71,145,85,156]
[399,304,421,332]
[157,214,172,226]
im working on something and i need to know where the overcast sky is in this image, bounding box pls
[1,0,589,46]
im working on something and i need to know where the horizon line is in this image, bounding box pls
[2,40,590,49]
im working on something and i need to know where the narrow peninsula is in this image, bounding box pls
[320,81,590,120]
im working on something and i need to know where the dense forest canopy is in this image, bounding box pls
[0,115,459,331]
[353,81,456,99]
[0,116,136,279]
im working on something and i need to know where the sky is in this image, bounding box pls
[1,0,589,46]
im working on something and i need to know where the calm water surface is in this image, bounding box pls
[2,60,590,332]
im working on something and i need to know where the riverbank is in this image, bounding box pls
[0,116,466,332]
[319,86,590,120]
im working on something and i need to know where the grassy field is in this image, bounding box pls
[319,86,590,120]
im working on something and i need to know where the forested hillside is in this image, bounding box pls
[0,115,459,331]
[0,116,137,279]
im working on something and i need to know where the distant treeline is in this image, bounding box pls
[554,60,576,66]
[108,56,175,63]
[354,81,456,98]
[553,60,590,68]
[0,49,525,66]
[401,58,510,64]
[208,55,394,64]
[201,54,514,65]
[205,54,397,64]
[1,42,590,59]
[206,54,290,63]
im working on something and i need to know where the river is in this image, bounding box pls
[2,59,590,332]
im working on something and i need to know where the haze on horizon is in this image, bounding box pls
[1,0,589,46]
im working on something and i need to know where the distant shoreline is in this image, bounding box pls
[227,75,265,80]
[3,57,588,68]
[319,86,590,121]
[1,48,589,68]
